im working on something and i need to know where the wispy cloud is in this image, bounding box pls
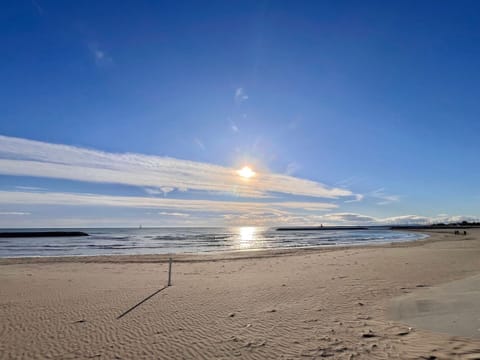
[234,87,248,104]
[334,176,363,188]
[15,186,45,191]
[0,190,337,215]
[0,189,350,226]
[0,211,30,216]
[144,187,174,196]
[144,186,175,196]
[144,188,163,195]
[320,212,375,223]
[88,43,112,66]
[194,138,206,151]
[369,188,400,205]
[230,121,239,132]
[343,194,364,203]
[285,162,300,176]
[159,212,190,217]
[0,190,477,227]
[0,135,356,200]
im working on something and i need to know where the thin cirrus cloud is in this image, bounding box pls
[234,87,248,104]
[344,194,364,203]
[2,190,475,226]
[144,187,175,196]
[15,186,45,191]
[229,120,239,133]
[88,43,112,66]
[159,212,190,217]
[0,211,31,216]
[0,190,338,214]
[0,135,356,200]
[369,188,400,205]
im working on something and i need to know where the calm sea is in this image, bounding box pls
[0,227,427,258]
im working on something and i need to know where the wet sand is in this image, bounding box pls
[389,273,480,339]
[1,229,480,359]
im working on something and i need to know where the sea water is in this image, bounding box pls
[0,227,427,257]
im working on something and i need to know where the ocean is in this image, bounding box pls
[0,227,427,258]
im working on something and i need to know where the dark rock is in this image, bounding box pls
[0,231,89,238]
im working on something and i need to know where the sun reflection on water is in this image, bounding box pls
[238,227,256,249]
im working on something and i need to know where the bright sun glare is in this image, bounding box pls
[237,166,256,179]
[239,227,256,249]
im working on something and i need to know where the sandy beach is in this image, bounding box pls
[1,229,480,359]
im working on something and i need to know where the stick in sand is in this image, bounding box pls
[168,257,173,286]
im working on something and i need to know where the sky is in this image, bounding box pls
[0,0,479,227]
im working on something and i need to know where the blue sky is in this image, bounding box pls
[0,0,479,227]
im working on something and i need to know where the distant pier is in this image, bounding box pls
[276,226,369,231]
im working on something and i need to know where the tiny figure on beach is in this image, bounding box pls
[464,231,467,235]
[454,230,459,235]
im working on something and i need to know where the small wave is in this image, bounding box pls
[89,236,130,241]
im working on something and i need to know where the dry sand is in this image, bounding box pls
[1,229,480,359]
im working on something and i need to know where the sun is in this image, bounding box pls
[237,166,256,179]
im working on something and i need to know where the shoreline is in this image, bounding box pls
[0,229,430,265]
